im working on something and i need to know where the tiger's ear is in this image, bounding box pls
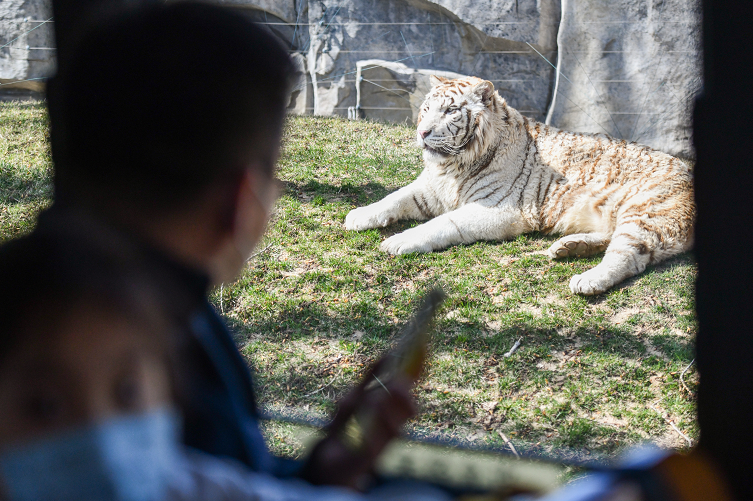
[472,80,495,106]
[430,74,450,87]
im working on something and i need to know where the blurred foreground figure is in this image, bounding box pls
[0,234,182,501]
[41,1,423,492]
[0,235,447,501]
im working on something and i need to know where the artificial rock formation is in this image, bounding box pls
[235,0,700,157]
[352,59,466,123]
[0,0,701,157]
[304,0,558,123]
[0,0,55,92]
[546,0,701,158]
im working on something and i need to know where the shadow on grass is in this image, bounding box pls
[230,301,687,463]
[579,253,696,306]
[0,163,52,205]
[283,179,396,206]
[228,296,690,371]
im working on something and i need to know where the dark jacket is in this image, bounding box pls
[30,206,294,475]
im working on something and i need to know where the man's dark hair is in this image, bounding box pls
[51,2,296,212]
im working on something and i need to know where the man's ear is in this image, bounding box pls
[204,170,260,287]
[231,169,259,232]
[430,74,450,87]
[472,80,495,106]
[214,169,253,237]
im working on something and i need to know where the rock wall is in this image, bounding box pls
[0,0,55,92]
[227,0,559,122]
[232,0,700,157]
[0,0,701,156]
[353,59,467,123]
[546,0,701,158]
[305,0,558,123]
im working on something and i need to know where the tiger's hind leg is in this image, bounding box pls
[548,233,610,259]
[568,227,655,295]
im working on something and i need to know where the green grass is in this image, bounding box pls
[0,104,697,463]
[241,116,698,461]
[0,101,52,241]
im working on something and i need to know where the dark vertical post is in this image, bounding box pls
[694,1,753,498]
[48,0,160,201]
[52,0,161,70]
[52,0,106,71]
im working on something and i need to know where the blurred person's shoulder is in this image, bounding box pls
[32,204,142,262]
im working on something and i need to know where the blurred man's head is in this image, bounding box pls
[50,2,295,284]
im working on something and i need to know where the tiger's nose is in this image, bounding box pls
[419,129,431,139]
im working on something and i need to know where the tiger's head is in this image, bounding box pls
[416,75,502,161]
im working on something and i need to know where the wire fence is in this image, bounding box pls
[258,1,698,157]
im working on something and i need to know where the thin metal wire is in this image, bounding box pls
[0,17,53,50]
[628,0,671,141]
[525,43,612,135]
[526,42,573,86]
[0,9,692,140]
[302,4,342,54]
[290,107,542,113]
[256,21,694,26]
[315,78,538,84]
[289,0,305,47]
[400,30,416,67]
[569,49,623,137]
[307,50,532,54]
[364,30,393,45]
[317,51,435,83]
[360,77,419,111]
[342,106,414,110]
[635,102,696,140]
[293,48,692,56]
[631,73,698,141]
[0,77,46,87]
[565,50,695,54]
[323,5,343,32]
[632,98,686,140]
[629,76,665,141]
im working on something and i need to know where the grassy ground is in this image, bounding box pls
[240,116,698,461]
[0,102,697,463]
[0,102,52,241]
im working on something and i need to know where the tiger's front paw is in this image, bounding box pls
[345,206,397,231]
[569,271,611,295]
[380,230,434,255]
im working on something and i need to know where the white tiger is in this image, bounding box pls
[345,75,695,295]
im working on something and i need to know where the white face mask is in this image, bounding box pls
[0,408,181,501]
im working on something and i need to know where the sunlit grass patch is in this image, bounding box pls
[0,103,697,462]
[0,101,52,241]
[242,115,698,461]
